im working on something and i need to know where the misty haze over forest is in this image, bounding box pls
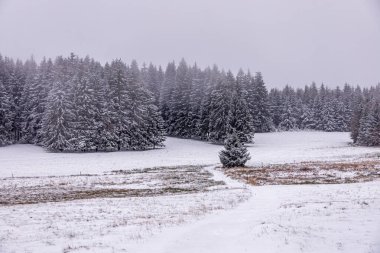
[0,0,379,88]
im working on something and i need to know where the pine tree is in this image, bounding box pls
[268,88,283,128]
[42,79,74,152]
[8,60,26,142]
[300,105,316,129]
[0,80,13,145]
[197,66,221,140]
[29,59,54,145]
[219,129,251,168]
[335,100,348,131]
[19,58,38,143]
[251,72,273,132]
[145,102,166,148]
[90,60,118,151]
[208,72,233,143]
[107,59,131,150]
[19,78,33,143]
[229,71,254,143]
[311,96,324,130]
[125,60,149,149]
[322,99,337,132]
[124,60,165,150]
[278,100,297,131]
[167,59,192,137]
[69,57,98,151]
[357,100,380,146]
[188,64,205,138]
[146,63,161,104]
[350,87,364,143]
[160,62,176,127]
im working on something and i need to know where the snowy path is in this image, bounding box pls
[133,176,380,253]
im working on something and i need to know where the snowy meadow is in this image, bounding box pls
[1,1,380,252]
[1,131,380,253]
[1,132,379,178]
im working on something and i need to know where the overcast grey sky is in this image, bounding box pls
[0,0,379,88]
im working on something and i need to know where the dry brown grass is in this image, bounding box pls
[0,166,226,206]
[223,160,380,186]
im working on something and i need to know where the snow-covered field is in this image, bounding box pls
[0,132,380,253]
[0,132,379,178]
[135,181,380,253]
[0,170,250,253]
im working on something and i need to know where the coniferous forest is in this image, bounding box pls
[0,53,379,152]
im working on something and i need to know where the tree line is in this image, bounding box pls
[0,54,165,151]
[350,85,380,146]
[0,53,379,151]
[269,83,353,132]
[268,83,380,146]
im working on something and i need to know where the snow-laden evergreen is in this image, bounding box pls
[0,53,379,150]
[208,72,234,143]
[268,83,354,132]
[219,130,251,168]
[350,85,380,146]
[42,77,74,152]
[0,79,13,146]
[251,72,273,132]
[229,72,254,143]
[0,54,166,152]
[356,100,380,146]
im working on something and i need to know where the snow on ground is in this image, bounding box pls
[0,132,379,178]
[0,166,234,205]
[0,188,250,253]
[0,132,380,253]
[0,166,251,253]
[134,181,380,253]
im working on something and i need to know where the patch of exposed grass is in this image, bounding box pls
[0,166,225,206]
[223,160,380,186]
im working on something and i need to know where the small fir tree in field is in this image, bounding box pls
[219,130,251,168]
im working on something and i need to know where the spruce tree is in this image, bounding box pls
[219,129,251,168]
[208,72,233,143]
[357,100,380,146]
[229,71,254,143]
[145,102,166,148]
[125,60,150,149]
[30,59,54,145]
[268,88,283,128]
[8,60,26,142]
[350,87,364,143]
[91,60,118,151]
[322,100,338,132]
[311,96,324,130]
[0,80,13,146]
[187,64,205,138]
[197,66,221,140]
[107,59,131,150]
[42,81,74,152]
[69,57,98,151]
[278,100,297,131]
[251,72,273,132]
[168,59,192,137]
[160,62,176,127]
[300,105,316,129]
